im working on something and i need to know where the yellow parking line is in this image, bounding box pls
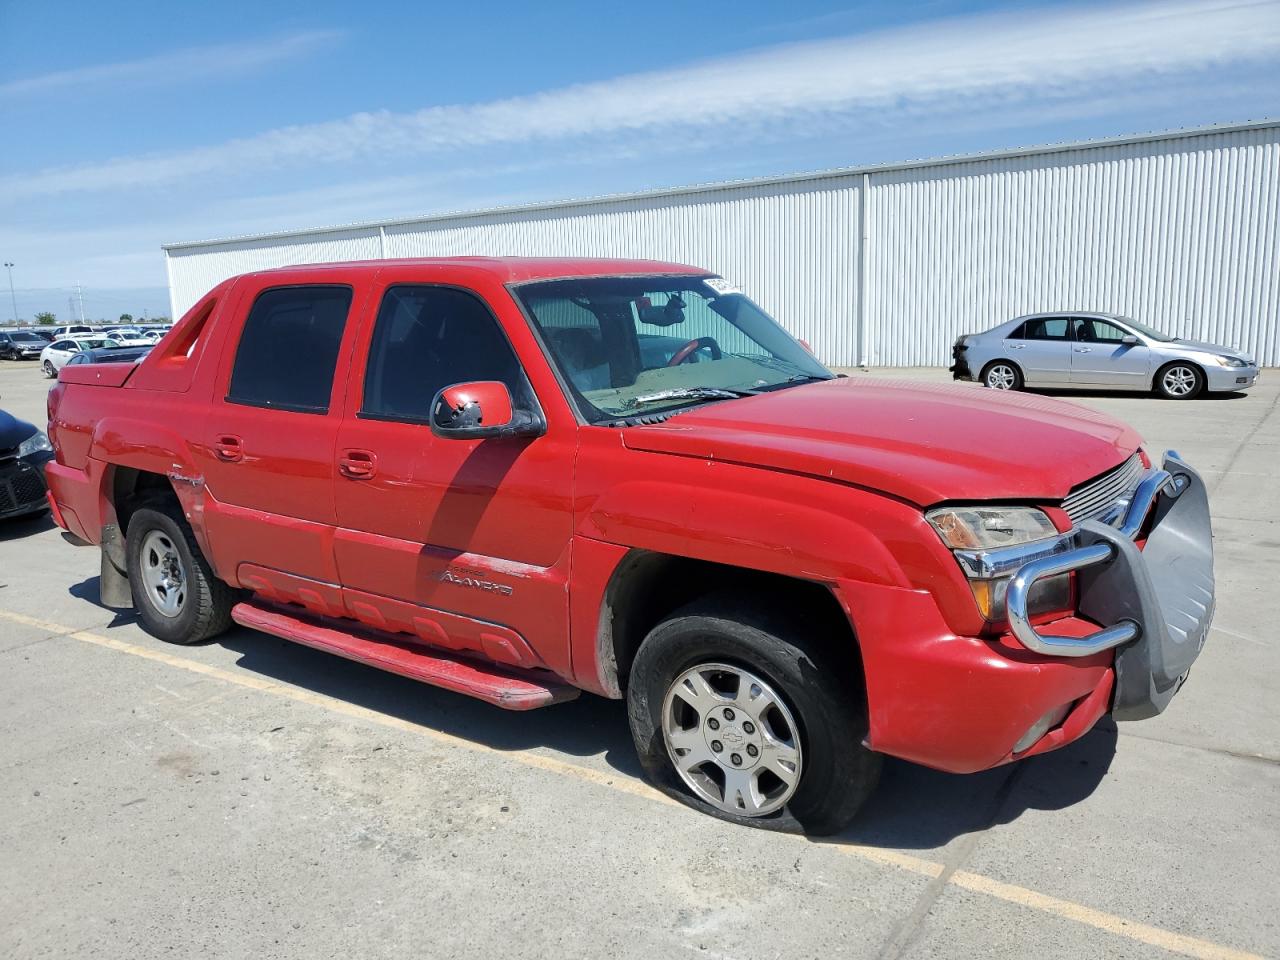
[0,607,1263,960]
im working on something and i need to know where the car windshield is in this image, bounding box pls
[515,276,832,422]
[1113,316,1176,342]
[12,332,43,342]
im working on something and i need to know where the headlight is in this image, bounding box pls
[1212,356,1247,368]
[927,505,1069,624]
[926,506,1057,550]
[16,431,53,458]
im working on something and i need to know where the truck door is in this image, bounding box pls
[196,277,363,590]
[331,275,576,678]
[1069,317,1153,388]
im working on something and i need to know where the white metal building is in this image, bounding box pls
[164,119,1280,367]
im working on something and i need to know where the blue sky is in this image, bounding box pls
[1,0,1277,322]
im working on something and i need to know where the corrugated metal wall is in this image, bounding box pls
[165,122,1280,367]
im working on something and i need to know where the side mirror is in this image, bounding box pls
[429,381,543,440]
[1121,335,1140,346]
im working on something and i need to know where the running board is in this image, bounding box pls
[230,601,579,710]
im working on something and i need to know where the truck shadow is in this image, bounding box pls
[66,577,1118,849]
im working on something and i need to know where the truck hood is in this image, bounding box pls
[622,378,1142,505]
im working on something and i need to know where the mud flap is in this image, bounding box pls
[1076,455,1214,721]
[99,523,134,609]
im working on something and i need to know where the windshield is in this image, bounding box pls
[516,276,832,422]
[1114,316,1175,343]
[12,332,43,342]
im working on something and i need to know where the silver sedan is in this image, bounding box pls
[951,312,1260,399]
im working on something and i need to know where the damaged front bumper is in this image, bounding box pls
[1005,451,1214,720]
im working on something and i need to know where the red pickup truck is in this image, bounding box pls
[45,258,1214,834]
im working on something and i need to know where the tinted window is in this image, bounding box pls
[1075,318,1129,343]
[1019,318,1070,341]
[51,340,71,351]
[360,285,526,423]
[228,286,352,414]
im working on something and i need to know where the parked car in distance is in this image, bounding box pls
[952,311,1260,399]
[45,258,1216,834]
[49,325,95,340]
[28,328,56,342]
[0,329,49,360]
[0,405,53,520]
[40,337,119,377]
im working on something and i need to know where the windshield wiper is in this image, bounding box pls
[756,373,835,391]
[623,387,755,409]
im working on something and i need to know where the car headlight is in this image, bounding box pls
[1212,356,1247,368]
[927,505,1069,624]
[926,506,1057,550]
[16,431,53,458]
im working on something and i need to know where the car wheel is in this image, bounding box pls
[627,593,881,835]
[1156,363,1203,400]
[126,501,235,644]
[42,360,56,378]
[981,361,1022,391]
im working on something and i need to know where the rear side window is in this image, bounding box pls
[227,285,352,414]
[360,285,526,423]
[1018,318,1070,341]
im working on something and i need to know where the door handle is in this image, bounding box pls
[214,435,243,462]
[1074,347,1092,353]
[339,449,377,479]
[1008,343,1026,349]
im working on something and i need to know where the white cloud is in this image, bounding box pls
[2,0,1277,202]
[0,28,342,98]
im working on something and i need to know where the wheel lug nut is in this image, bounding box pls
[730,753,742,766]
[746,744,759,758]
[711,740,723,753]
[707,718,720,730]
[723,708,735,721]
[742,721,755,734]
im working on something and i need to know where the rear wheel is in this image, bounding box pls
[42,360,56,378]
[981,361,1022,391]
[627,594,880,835]
[1155,362,1203,399]
[126,502,234,644]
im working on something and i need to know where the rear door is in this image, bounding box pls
[1070,317,1153,388]
[1005,317,1072,384]
[331,271,576,677]
[195,276,363,589]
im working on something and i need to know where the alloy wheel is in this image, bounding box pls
[1162,365,1197,397]
[985,364,1017,389]
[661,662,803,817]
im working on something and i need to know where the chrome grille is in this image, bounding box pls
[1063,452,1145,525]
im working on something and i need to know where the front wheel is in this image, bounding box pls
[627,595,881,835]
[1155,362,1203,399]
[126,502,235,644]
[982,361,1023,391]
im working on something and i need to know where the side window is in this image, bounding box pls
[1022,318,1070,341]
[360,285,526,423]
[1076,318,1129,343]
[51,340,69,351]
[227,285,352,414]
[1006,323,1026,340]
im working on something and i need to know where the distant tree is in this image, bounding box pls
[35,311,56,325]
[119,313,134,323]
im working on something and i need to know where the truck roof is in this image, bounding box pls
[242,256,711,284]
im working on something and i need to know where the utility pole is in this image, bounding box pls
[3,262,15,325]
[75,282,85,323]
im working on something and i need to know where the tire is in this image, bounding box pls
[1155,362,1204,400]
[42,360,56,378]
[627,593,881,835]
[126,501,234,644]
[981,360,1023,391]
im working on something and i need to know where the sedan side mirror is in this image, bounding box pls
[430,381,544,440]
[1121,335,1141,346]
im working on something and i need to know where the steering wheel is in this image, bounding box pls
[666,336,723,367]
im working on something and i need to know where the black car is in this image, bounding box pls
[64,345,152,366]
[0,330,48,360]
[0,408,53,520]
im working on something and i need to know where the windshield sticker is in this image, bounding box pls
[704,277,741,296]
